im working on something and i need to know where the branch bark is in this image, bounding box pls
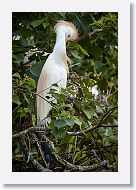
[12,127,50,139]
[36,133,110,172]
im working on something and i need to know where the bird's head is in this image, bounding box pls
[54,20,78,41]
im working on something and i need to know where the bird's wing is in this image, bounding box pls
[36,55,67,126]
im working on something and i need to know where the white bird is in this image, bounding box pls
[36,20,78,127]
[91,85,99,99]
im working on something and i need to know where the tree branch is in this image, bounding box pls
[36,133,110,172]
[19,135,52,172]
[12,106,118,139]
[67,160,109,172]
[29,154,52,172]
[12,127,49,139]
[67,105,118,136]
[12,107,117,172]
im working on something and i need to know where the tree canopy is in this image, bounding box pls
[12,12,118,172]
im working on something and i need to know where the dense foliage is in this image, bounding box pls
[12,12,118,172]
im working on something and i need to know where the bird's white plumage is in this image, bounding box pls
[37,53,67,126]
[36,20,78,127]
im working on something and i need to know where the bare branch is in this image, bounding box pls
[29,154,52,172]
[34,134,48,168]
[12,127,49,139]
[67,160,109,172]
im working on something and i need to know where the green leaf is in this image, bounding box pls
[66,118,75,126]
[68,136,75,152]
[20,77,36,90]
[105,128,113,136]
[30,61,44,77]
[32,114,36,125]
[96,105,103,113]
[97,78,107,91]
[67,87,76,96]
[31,19,45,28]
[27,78,36,90]
[17,107,28,117]
[83,77,95,88]
[54,119,66,129]
[52,93,66,101]
[52,127,66,139]
[23,93,29,103]
[83,108,94,119]
[12,54,18,59]
[77,44,89,57]
[13,53,24,62]
[58,12,66,18]
[108,81,114,89]
[91,44,102,59]
[60,110,71,119]
[42,22,49,29]
[14,143,21,154]
[71,50,82,59]
[103,138,112,146]
[12,72,21,79]
[74,118,82,127]
[28,102,34,113]
[12,94,21,105]
[20,38,28,47]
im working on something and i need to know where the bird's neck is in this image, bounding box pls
[53,31,67,59]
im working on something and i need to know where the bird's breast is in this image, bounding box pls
[43,57,68,89]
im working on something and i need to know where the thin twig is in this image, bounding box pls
[36,79,61,95]
[69,63,80,68]
[36,93,55,105]
[33,133,48,168]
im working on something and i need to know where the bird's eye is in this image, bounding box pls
[68,34,71,38]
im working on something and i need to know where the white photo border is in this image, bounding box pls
[0,0,130,184]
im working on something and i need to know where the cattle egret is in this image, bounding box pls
[37,20,78,127]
